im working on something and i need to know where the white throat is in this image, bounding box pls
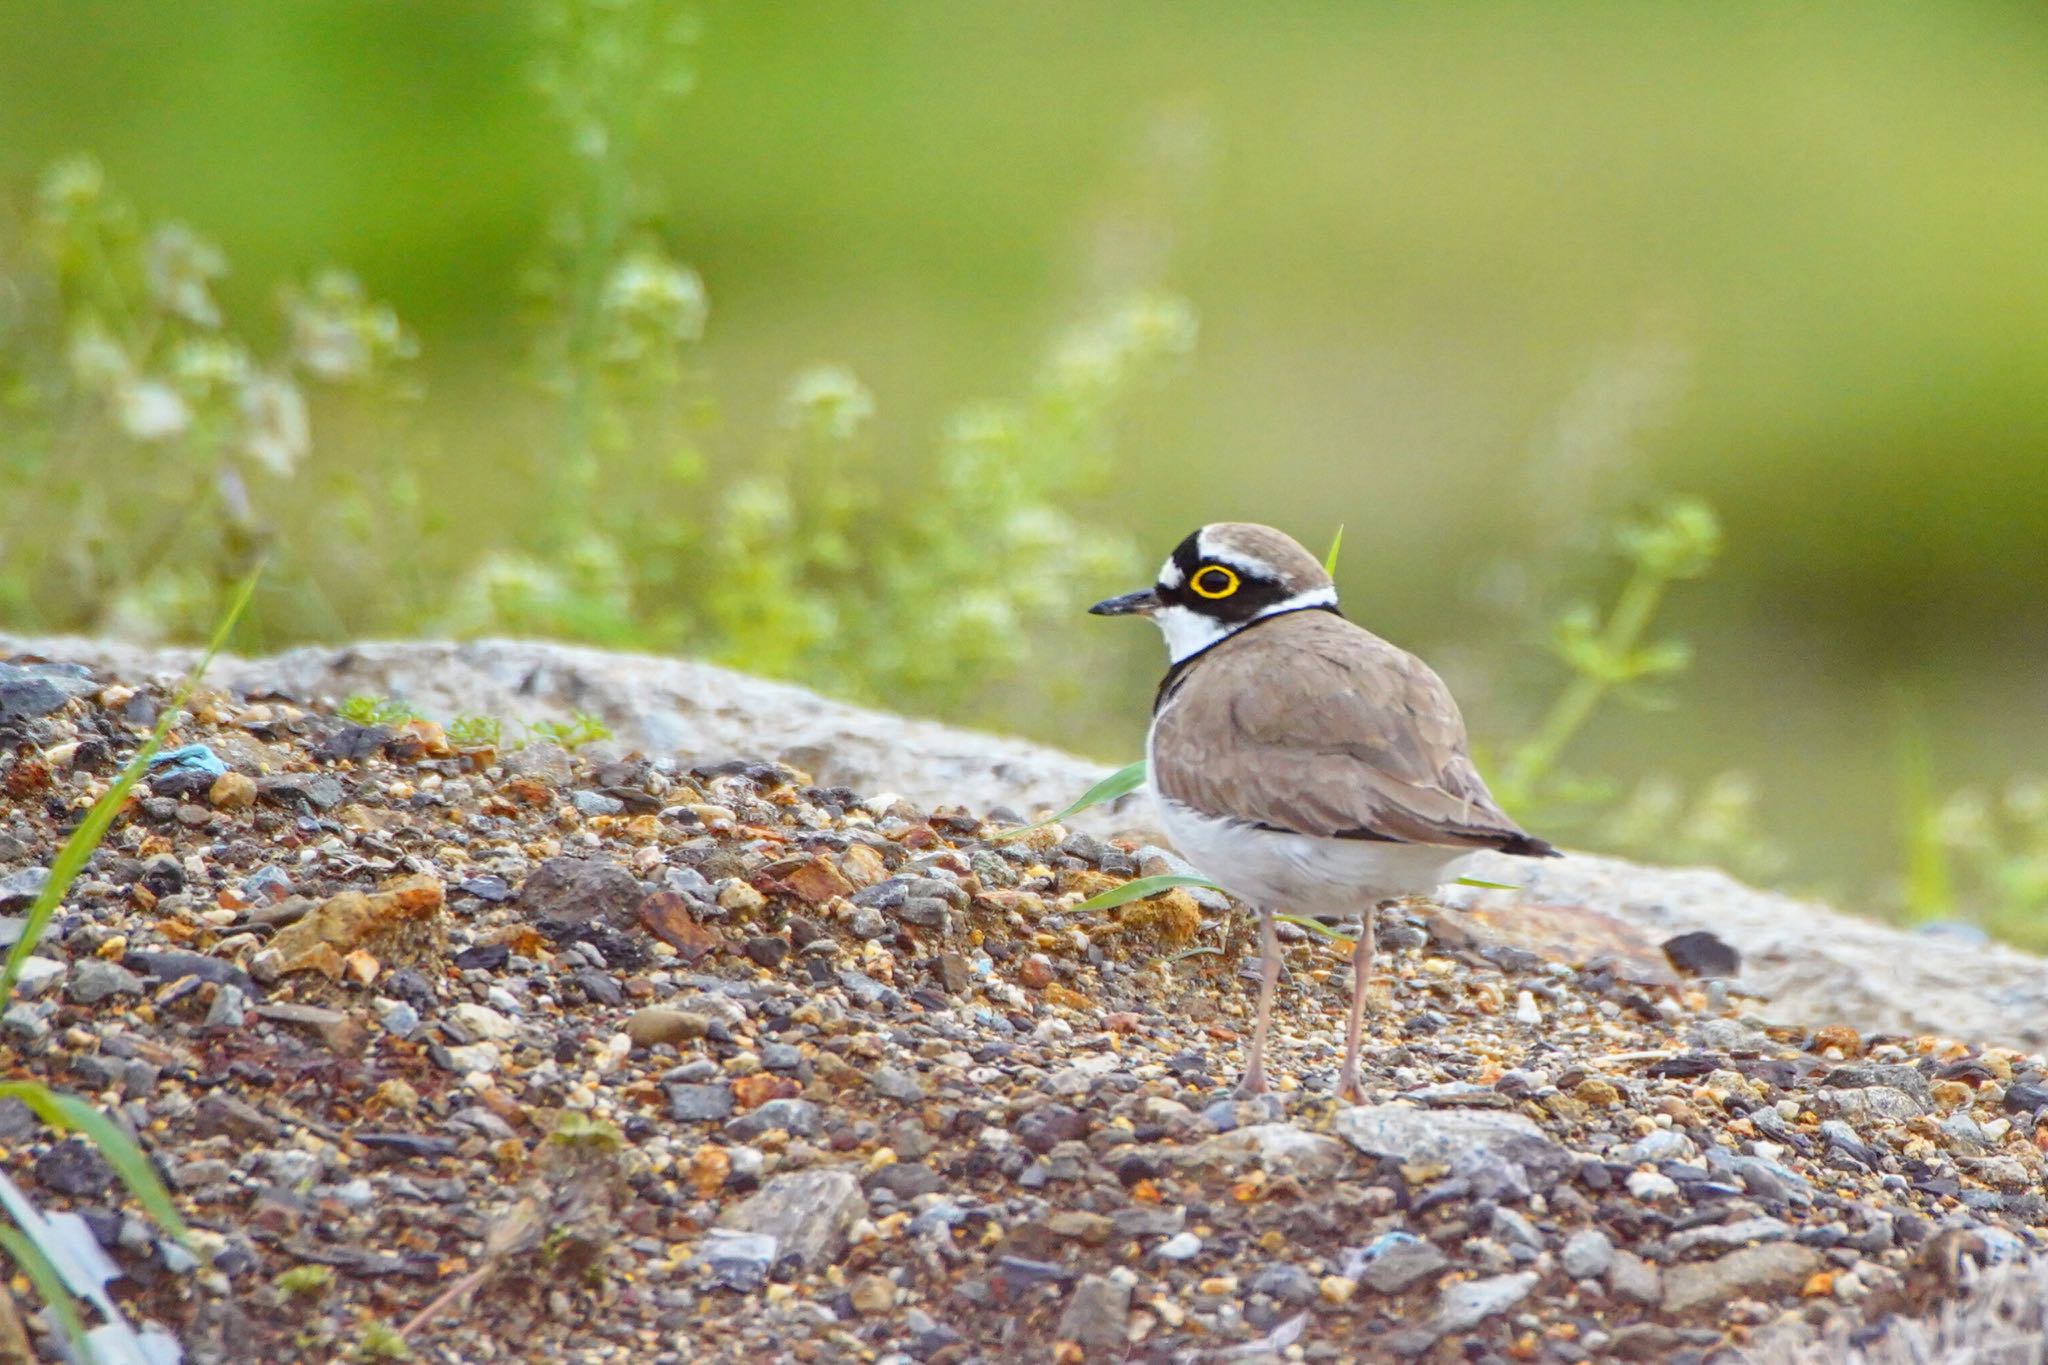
[1154,586,1338,664]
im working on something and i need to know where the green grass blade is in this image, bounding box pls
[991,758,1147,840]
[0,1085,187,1243]
[0,565,259,1005]
[1072,872,1223,913]
[1453,876,1522,891]
[1323,524,1345,576]
[0,1223,94,1365]
[1275,912,1357,944]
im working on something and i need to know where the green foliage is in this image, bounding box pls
[337,695,425,728]
[524,711,612,751]
[352,1321,413,1361]
[447,714,505,750]
[275,1264,337,1299]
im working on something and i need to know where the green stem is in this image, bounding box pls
[1501,564,1669,807]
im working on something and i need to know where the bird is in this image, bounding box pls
[1090,522,1557,1099]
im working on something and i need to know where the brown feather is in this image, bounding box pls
[1151,610,1554,855]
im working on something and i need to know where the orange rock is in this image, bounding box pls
[267,873,446,975]
[640,891,722,962]
[1018,955,1056,990]
[688,1144,730,1198]
[1045,983,1092,1011]
[1812,1024,1862,1057]
[731,1073,800,1111]
[784,857,855,906]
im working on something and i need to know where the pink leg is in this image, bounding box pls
[1235,907,1280,1096]
[1337,906,1376,1101]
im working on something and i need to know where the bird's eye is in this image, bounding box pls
[1190,565,1239,599]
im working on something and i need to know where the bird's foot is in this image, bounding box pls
[1232,1066,1271,1099]
[1335,1067,1365,1104]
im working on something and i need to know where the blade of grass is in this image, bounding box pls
[991,759,1147,840]
[1453,876,1522,891]
[1072,872,1224,914]
[0,564,259,1005]
[1275,913,1357,944]
[1322,524,1345,576]
[0,1085,187,1242]
[0,1224,92,1365]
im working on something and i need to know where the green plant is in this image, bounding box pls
[337,695,424,728]
[446,714,505,750]
[0,568,255,1363]
[523,711,612,751]
[274,1264,336,1300]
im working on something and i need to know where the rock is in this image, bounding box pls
[266,874,445,975]
[35,1139,113,1197]
[448,1002,517,1042]
[848,1272,894,1314]
[67,960,143,1006]
[255,1002,367,1052]
[501,743,573,784]
[691,1229,776,1292]
[1016,1104,1088,1154]
[717,1168,867,1268]
[1608,1250,1663,1305]
[1048,1211,1114,1244]
[0,866,50,913]
[1813,1086,1925,1122]
[1667,1217,1792,1257]
[1661,1243,1823,1314]
[742,936,788,969]
[1191,1123,1347,1181]
[1249,1262,1319,1305]
[518,857,645,931]
[1611,1129,1697,1164]
[1822,1063,1935,1107]
[666,1084,734,1123]
[626,1008,705,1049]
[869,1066,925,1102]
[1626,1170,1680,1201]
[0,662,96,723]
[1433,1271,1537,1334]
[1333,1104,1564,1174]
[723,1099,821,1141]
[569,790,624,817]
[1561,1228,1614,1279]
[208,772,257,810]
[195,1093,276,1142]
[1662,929,1740,978]
[1055,1273,1131,1350]
[255,772,346,812]
[1362,1236,1448,1293]
[1155,1232,1202,1261]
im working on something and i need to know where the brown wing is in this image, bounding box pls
[1153,612,1552,854]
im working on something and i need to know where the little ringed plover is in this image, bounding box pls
[1091,522,1557,1099]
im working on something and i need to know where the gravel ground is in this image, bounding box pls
[1,656,2045,1364]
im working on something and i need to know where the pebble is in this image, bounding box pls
[67,959,143,1005]
[719,1169,868,1268]
[1561,1228,1614,1279]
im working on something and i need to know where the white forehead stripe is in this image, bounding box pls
[1192,527,1280,578]
[1157,555,1184,589]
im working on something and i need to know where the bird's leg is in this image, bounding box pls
[1337,901,1379,1103]
[1235,906,1280,1097]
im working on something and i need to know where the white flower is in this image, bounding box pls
[115,379,192,442]
[781,365,874,442]
[66,322,133,393]
[238,373,311,476]
[144,224,227,328]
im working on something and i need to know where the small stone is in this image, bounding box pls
[36,1139,114,1197]
[1607,1251,1662,1306]
[848,907,888,940]
[1661,930,1739,978]
[723,1098,821,1141]
[1561,1228,1614,1280]
[849,1272,894,1314]
[1334,1104,1565,1175]
[256,1002,367,1052]
[255,772,346,812]
[869,1066,925,1102]
[1193,1122,1347,1181]
[449,1002,517,1042]
[1155,1231,1203,1261]
[1363,1237,1449,1293]
[1433,1271,1536,1333]
[208,772,257,810]
[1662,1243,1823,1315]
[1626,1169,1680,1202]
[1056,1273,1131,1351]
[717,1168,867,1268]
[743,936,789,969]
[667,1084,735,1122]
[625,1007,707,1049]
[569,790,624,817]
[67,960,144,1006]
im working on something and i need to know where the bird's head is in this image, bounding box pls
[1090,522,1338,663]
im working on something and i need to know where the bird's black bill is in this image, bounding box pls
[1089,588,1160,617]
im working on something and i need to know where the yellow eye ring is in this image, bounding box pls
[1190,565,1239,599]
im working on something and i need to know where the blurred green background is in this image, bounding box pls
[3,2,2046,920]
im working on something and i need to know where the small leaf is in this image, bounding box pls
[1322,525,1345,576]
[1072,872,1223,914]
[1453,877,1521,891]
[1275,913,1356,944]
[992,759,1147,840]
